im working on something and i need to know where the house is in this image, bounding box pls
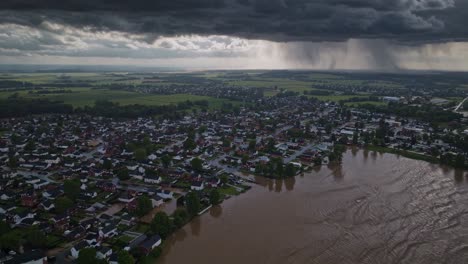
[119,214,135,226]
[96,247,112,260]
[4,250,46,264]
[82,190,97,199]
[21,194,38,208]
[150,195,164,208]
[39,200,55,211]
[0,191,15,201]
[144,175,162,184]
[108,253,119,264]
[124,234,147,251]
[99,224,118,239]
[157,190,174,199]
[139,235,162,255]
[84,233,99,245]
[51,213,70,231]
[66,226,86,241]
[191,181,204,191]
[70,241,89,259]
[97,182,116,192]
[118,192,135,203]
[13,212,35,225]
[42,188,63,200]
[81,218,99,230]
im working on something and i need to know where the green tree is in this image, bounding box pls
[64,179,81,200]
[0,232,22,251]
[285,163,297,177]
[26,229,46,248]
[10,133,21,144]
[150,212,172,239]
[161,155,172,168]
[136,195,152,217]
[172,208,189,228]
[186,192,201,217]
[241,154,249,165]
[190,158,203,172]
[7,155,18,168]
[24,140,36,152]
[77,248,98,264]
[56,196,73,213]
[219,174,228,185]
[455,154,466,168]
[248,140,256,152]
[134,148,147,161]
[102,158,112,170]
[183,137,196,150]
[0,221,10,234]
[352,132,359,145]
[116,166,130,181]
[209,189,221,205]
[118,250,135,264]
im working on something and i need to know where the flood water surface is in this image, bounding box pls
[159,149,468,264]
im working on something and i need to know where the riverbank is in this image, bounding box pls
[365,145,440,164]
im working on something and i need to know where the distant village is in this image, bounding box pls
[0,95,467,263]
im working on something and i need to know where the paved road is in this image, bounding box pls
[454,97,468,112]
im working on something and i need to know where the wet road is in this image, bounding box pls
[158,149,468,264]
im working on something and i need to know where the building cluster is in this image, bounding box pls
[0,95,466,263]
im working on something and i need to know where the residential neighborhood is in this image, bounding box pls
[0,95,467,263]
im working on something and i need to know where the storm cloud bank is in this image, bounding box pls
[0,0,467,70]
[0,0,465,43]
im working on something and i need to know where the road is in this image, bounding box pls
[454,97,468,112]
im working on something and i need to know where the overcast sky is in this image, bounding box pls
[1,0,468,71]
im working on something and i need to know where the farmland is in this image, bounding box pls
[0,70,467,109]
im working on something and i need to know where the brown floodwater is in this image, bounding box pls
[158,149,468,264]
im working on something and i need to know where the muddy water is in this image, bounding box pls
[159,149,468,264]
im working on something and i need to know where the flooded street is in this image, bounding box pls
[159,149,468,264]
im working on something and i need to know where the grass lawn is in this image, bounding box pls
[309,95,370,102]
[218,186,240,196]
[132,223,150,233]
[345,101,387,107]
[46,235,64,248]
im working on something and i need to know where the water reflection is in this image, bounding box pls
[175,228,187,242]
[328,163,344,181]
[190,217,201,236]
[267,179,274,191]
[454,169,464,183]
[351,147,358,157]
[274,179,283,192]
[362,149,369,163]
[284,177,295,191]
[209,205,223,218]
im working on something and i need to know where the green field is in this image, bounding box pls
[308,95,370,102]
[0,88,236,108]
[344,101,387,107]
[0,70,461,108]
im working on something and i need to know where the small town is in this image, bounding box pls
[0,94,467,263]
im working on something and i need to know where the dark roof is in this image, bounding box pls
[152,195,163,201]
[4,250,44,264]
[101,223,117,234]
[139,235,161,249]
[72,241,88,251]
[192,181,203,187]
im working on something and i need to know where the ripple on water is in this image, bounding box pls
[159,150,468,264]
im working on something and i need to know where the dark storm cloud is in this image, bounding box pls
[0,0,465,43]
